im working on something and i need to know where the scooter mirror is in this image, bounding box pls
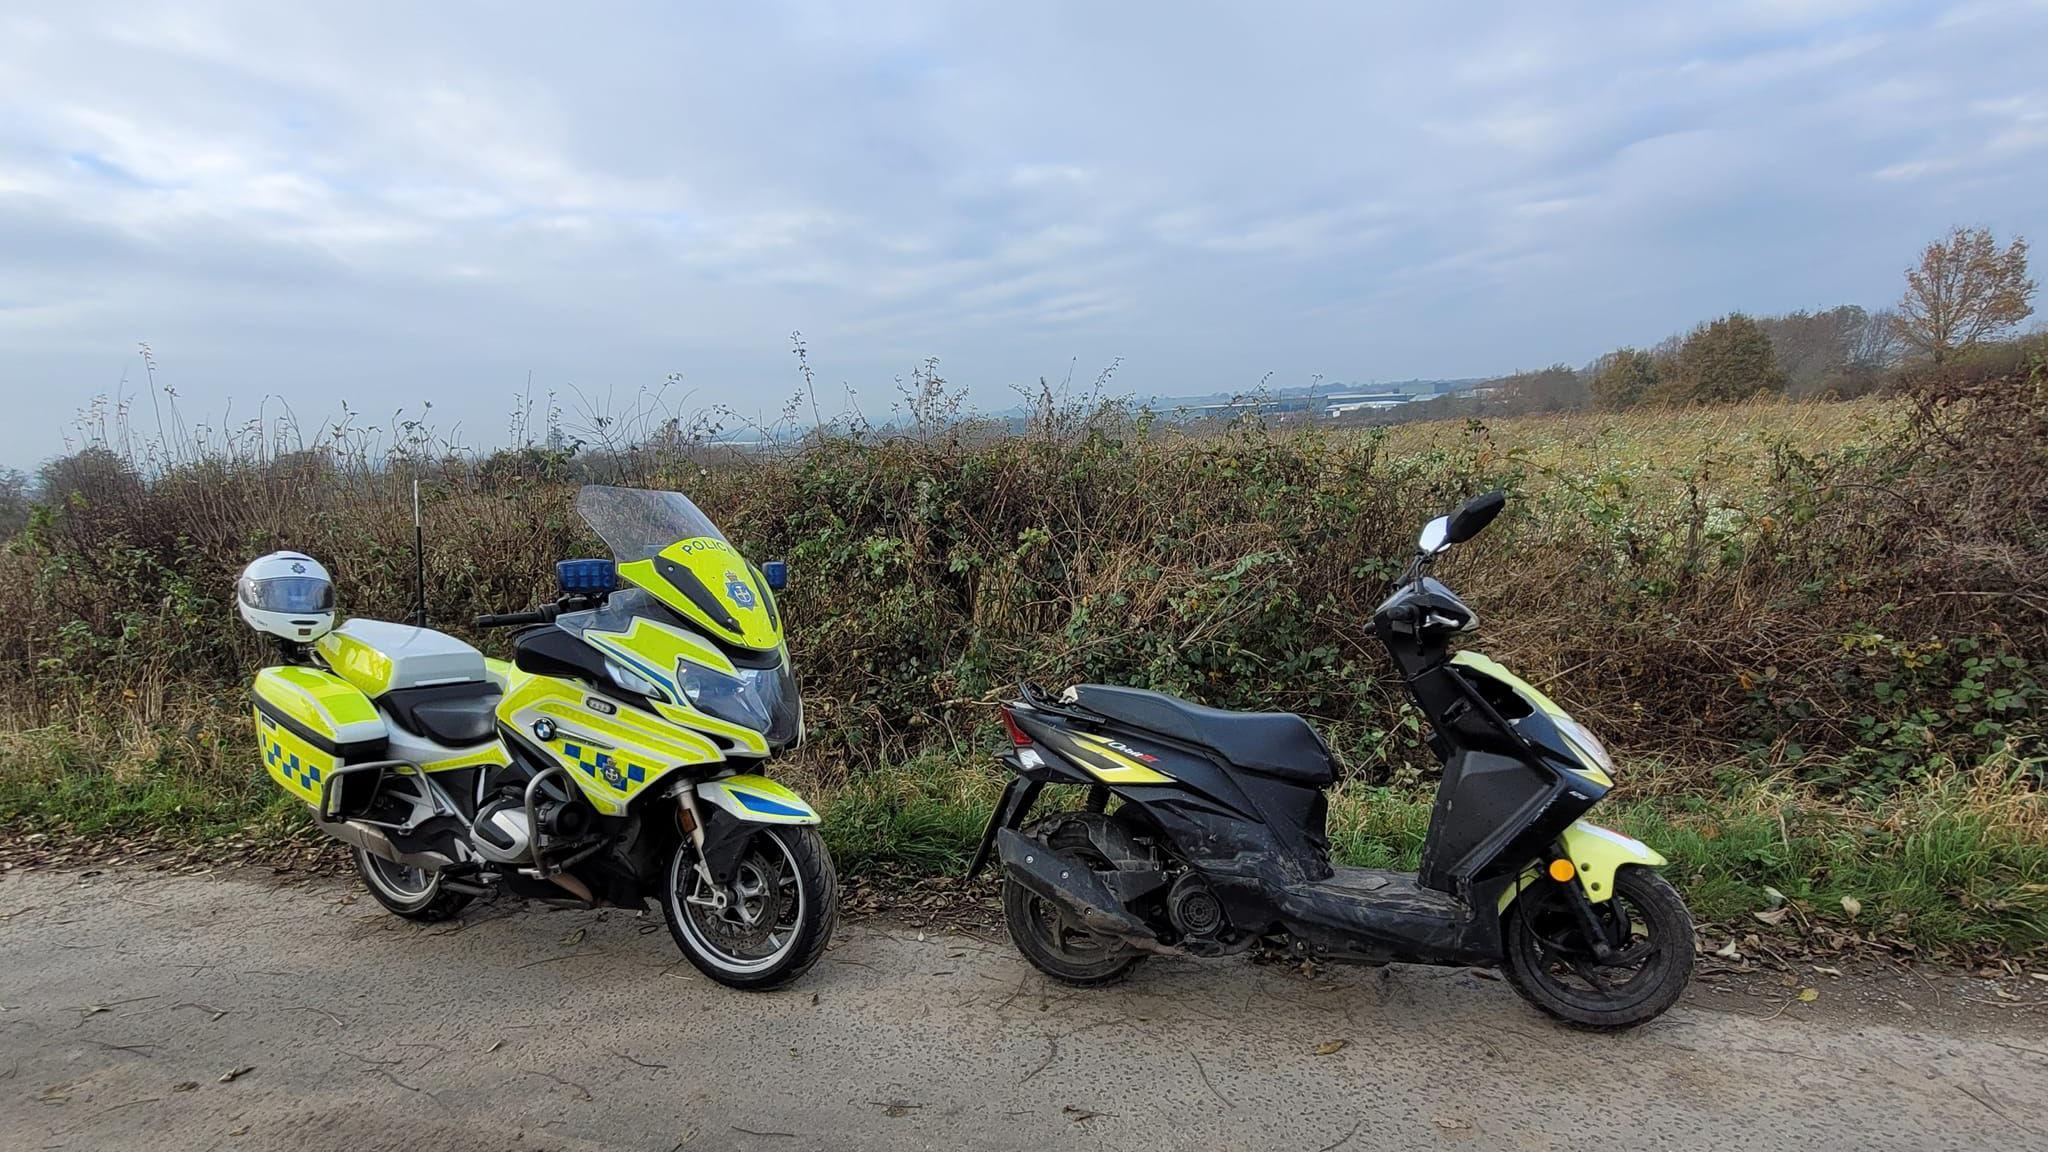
[1448,490,1506,544]
[1418,516,1451,555]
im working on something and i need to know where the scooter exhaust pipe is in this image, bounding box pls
[996,828,1175,953]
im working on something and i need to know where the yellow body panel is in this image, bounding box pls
[251,666,384,805]
[576,616,771,756]
[617,536,780,651]
[419,744,511,773]
[252,666,381,740]
[497,673,723,816]
[1067,732,1175,785]
[1498,820,1668,909]
[697,774,820,824]
[315,630,396,697]
[254,704,336,804]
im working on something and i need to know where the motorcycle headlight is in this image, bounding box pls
[675,660,800,747]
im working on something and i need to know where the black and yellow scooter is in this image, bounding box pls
[969,492,1694,1029]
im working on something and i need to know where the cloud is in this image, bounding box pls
[0,0,2044,465]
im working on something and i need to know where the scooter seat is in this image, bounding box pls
[1067,684,1334,785]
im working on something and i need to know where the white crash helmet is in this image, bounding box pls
[237,551,336,642]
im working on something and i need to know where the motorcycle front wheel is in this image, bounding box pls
[662,825,837,990]
[1501,865,1693,1030]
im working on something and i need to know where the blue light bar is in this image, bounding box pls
[761,560,788,590]
[557,558,618,593]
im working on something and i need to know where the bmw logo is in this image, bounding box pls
[532,718,557,741]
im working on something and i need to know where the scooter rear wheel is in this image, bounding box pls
[1001,819,1146,986]
[1502,866,1693,1030]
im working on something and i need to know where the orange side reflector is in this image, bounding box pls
[1548,858,1576,883]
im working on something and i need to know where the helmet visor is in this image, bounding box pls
[241,575,334,613]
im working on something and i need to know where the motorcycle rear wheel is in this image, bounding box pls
[352,846,472,922]
[1502,866,1693,1030]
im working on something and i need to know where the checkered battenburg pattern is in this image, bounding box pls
[562,741,646,792]
[266,740,323,791]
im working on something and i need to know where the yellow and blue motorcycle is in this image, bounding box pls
[246,485,834,989]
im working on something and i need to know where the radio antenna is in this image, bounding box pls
[411,477,427,626]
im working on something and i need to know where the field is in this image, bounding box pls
[1,377,2042,958]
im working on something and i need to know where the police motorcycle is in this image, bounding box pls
[240,485,834,988]
[970,492,1695,1029]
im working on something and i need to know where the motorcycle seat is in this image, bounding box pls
[1066,684,1334,786]
[381,680,502,746]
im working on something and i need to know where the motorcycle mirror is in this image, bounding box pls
[1447,490,1506,544]
[1417,516,1451,555]
[762,560,788,591]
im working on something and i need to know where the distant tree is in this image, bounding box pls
[1497,363,1587,413]
[1893,227,2035,362]
[1760,306,1872,397]
[1656,313,1787,404]
[1588,349,1660,410]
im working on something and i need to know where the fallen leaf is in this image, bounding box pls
[218,1066,254,1083]
[1753,907,1791,927]
[1063,1105,1102,1123]
[228,1126,249,1137]
[1813,966,1842,978]
[482,1040,503,1054]
[561,928,586,946]
[1840,896,1862,918]
[172,1081,198,1093]
[1313,1040,1347,1057]
[1762,886,1786,908]
[2030,973,2048,984]
[1797,987,1819,1003]
[1714,941,1742,960]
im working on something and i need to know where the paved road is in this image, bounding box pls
[1,868,2042,1152]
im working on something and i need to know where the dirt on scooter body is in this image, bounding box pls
[971,491,1693,1029]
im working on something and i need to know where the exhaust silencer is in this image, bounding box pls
[996,828,1168,948]
[315,816,459,872]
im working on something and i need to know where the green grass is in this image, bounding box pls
[5,717,2041,957]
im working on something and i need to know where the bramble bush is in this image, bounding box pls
[1,364,2040,795]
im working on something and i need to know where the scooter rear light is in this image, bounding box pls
[1000,706,1033,747]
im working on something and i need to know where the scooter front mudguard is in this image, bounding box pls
[1499,820,1667,910]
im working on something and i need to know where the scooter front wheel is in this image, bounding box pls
[1502,866,1693,1030]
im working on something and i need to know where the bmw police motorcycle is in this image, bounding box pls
[972,493,1695,1029]
[240,485,834,988]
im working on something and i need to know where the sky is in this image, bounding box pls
[2,1,2044,467]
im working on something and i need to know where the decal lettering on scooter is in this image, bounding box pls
[1100,738,1160,763]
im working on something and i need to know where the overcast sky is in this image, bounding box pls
[3,1,2044,467]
